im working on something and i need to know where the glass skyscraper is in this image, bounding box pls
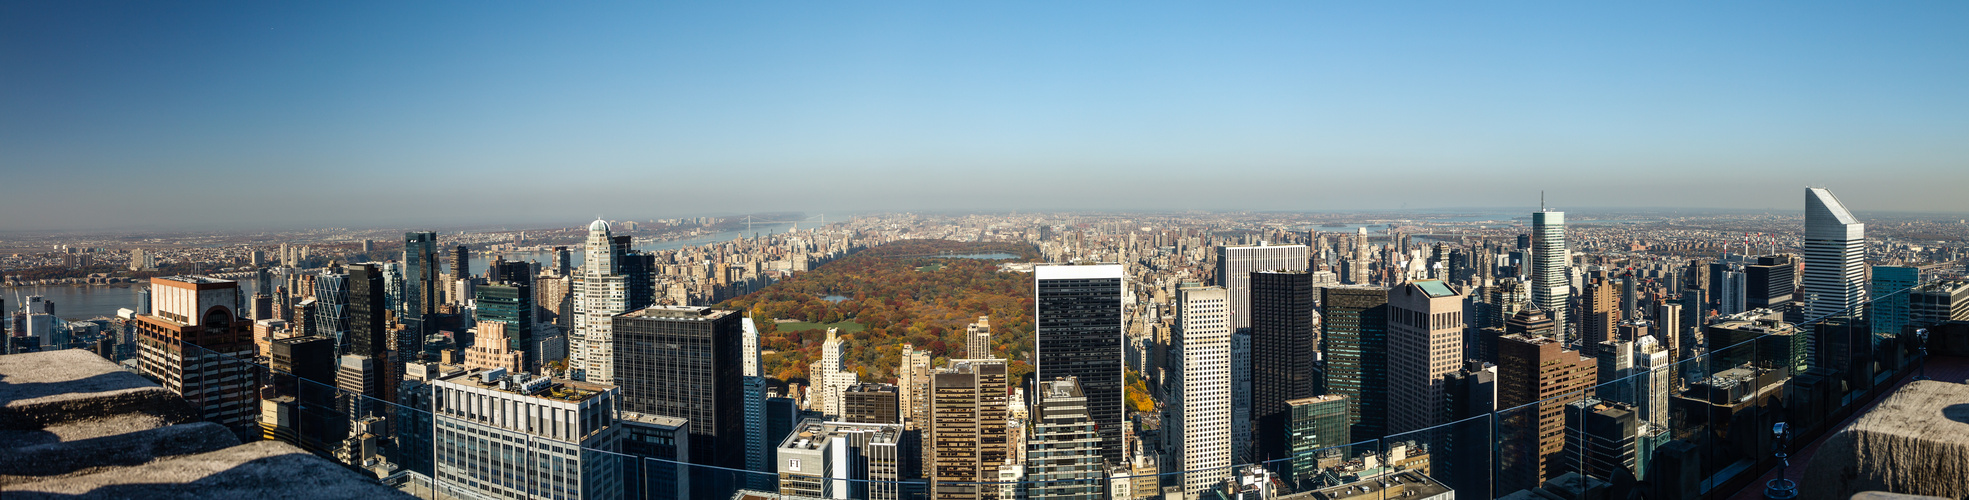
[1803,188,1867,321]
[1034,263,1125,466]
[1531,210,1569,341]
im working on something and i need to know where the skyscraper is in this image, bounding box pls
[1581,274,1620,358]
[1870,266,1919,335]
[815,327,859,417]
[966,316,992,359]
[573,219,629,383]
[610,306,746,469]
[133,276,258,439]
[1387,279,1466,434]
[403,232,439,335]
[1286,395,1351,489]
[452,244,469,279]
[474,282,534,370]
[430,369,625,500]
[930,359,1007,500]
[1802,188,1867,321]
[899,343,935,474]
[1494,333,1595,490]
[1530,210,1569,340]
[1217,243,1310,331]
[741,318,770,486]
[1034,264,1125,466]
[1250,270,1319,463]
[1026,377,1104,500]
[1321,285,1390,440]
[1169,286,1231,496]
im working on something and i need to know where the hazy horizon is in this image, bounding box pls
[5,2,1966,232]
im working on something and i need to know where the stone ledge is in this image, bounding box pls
[1801,380,1969,500]
[0,421,240,485]
[2,440,413,499]
[0,350,197,430]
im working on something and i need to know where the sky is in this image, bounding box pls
[3,1,1966,231]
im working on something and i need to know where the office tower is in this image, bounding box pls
[336,354,384,419]
[776,419,920,500]
[1250,270,1319,463]
[1027,377,1104,500]
[1620,274,1639,320]
[1478,278,1530,330]
[345,264,387,354]
[611,306,745,469]
[967,316,993,359]
[552,246,573,277]
[815,328,859,416]
[1387,279,1467,433]
[1802,188,1867,321]
[1707,313,1807,375]
[1441,361,1499,495]
[263,335,344,454]
[451,245,469,279]
[1562,399,1639,481]
[620,412,692,500]
[1717,265,1748,316]
[1910,280,1969,326]
[845,383,902,424]
[900,343,935,474]
[1494,333,1595,490]
[1033,264,1126,466]
[462,322,525,373]
[1634,336,1672,427]
[133,276,258,440]
[1217,243,1310,331]
[1531,209,1570,340]
[1285,395,1350,488]
[1349,228,1372,285]
[573,219,629,383]
[1746,256,1796,312]
[1655,304,1683,359]
[1231,329,1252,465]
[1871,266,1919,335]
[616,240,658,310]
[930,360,1010,500]
[1581,275,1621,358]
[1321,285,1390,440]
[403,231,439,334]
[251,294,273,321]
[430,368,624,500]
[474,282,534,370]
[1167,286,1231,496]
[741,318,770,487]
[311,271,349,351]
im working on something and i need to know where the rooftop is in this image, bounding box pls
[1302,470,1450,500]
[0,350,412,499]
[620,305,734,320]
[436,368,610,403]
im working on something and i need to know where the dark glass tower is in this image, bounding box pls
[403,232,439,336]
[1034,264,1125,466]
[1321,285,1390,440]
[1250,270,1319,463]
[346,263,389,359]
[611,306,745,470]
[452,245,470,279]
[474,283,534,370]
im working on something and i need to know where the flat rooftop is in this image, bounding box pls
[620,306,735,321]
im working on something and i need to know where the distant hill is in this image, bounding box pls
[720,239,1040,385]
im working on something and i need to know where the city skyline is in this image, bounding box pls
[5,2,1969,231]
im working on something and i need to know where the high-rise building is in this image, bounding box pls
[776,419,920,500]
[610,306,746,469]
[1910,280,1969,327]
[1581,275,1621,358]
[1562,399,1639,482]
[1285,395,1350,489]
[1494,333,1595,491]
[474,282,534,370]
[462,321,525,373]
[1530,210,1570,341]
[311,271,349,350]
[844,383,902,424]
[1655,303,1683,360]
[1027,377,1104,500]
[573,219,629,383]
[1321,285,1390,440]
[1746,255,1796,312]
[966,316,993,359]
[1870,266,1919,335]
[1388,279,1466,433]
[741,318,770,487]
[451,245,469,279]
[263,335,344,454]
[403,231,439,335]
[431,368,624,500]
[930,359,1008,500]
[1217,243,1310,331]
[1250,270,1319,463]
[899,343,935,474]
[619,412,692,500]
[1802,188,1867,321]
[815,327,859,417]
[133,276,259,440]
[1034,264,1125,466]
[1167,286,1231,496]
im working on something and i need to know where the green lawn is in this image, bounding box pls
[774,320,867,333]
[915,262,945,272]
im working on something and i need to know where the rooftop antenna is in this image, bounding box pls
[1540,191,1546,212]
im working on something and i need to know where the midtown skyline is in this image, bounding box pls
[5,2,1969,231]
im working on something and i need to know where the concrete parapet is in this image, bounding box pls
[1800,380,1969,500]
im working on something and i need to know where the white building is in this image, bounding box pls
[1168,286,1232,496]
[814,328,858,417]
[430,368,624,500]
[571,219,628,383]
[1531,209,1570,340]
[1803,188,1868,321]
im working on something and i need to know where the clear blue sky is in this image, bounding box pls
[3,1,1966,231]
